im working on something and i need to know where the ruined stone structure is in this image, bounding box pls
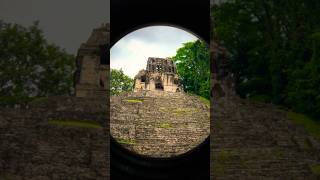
[211,41,235,99]
[0,96,109,179]
[111,90,210,157]
[74,24,109,97]
[210,40,320,179]
[134,57,183,92]
[0,24,110,179]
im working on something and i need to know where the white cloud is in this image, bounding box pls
[110,26,198,78]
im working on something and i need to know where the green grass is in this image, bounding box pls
[48,119,102,129]
[310,164,320,175]
[0,96,43,107]
[117,138,135,145]
[1,175,12,180]
[213,150,233,176]
[271,148,284,158]
[185,92,210,106]
[96,139,107,145]
[172,108,196,115]
[31,96,48,103]
[248,94,272,103]
[159,123,171,129]
[199,96,210,106]
[303,138,313,150]
[288,111,320,140]
[214,163,225,176]
[124,99,143,103]
[217,150,233,163]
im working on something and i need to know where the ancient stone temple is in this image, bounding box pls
[134,57,183,92]
[74,23,109,97]
[211,41,235,98]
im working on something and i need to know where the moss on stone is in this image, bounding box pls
[48,119,102,129]
[30,96,48,103]
[199,96,210,106]
[172,108,196,115]
[214,163,225,176]
[159,123,171,129]
[117,138,135,145]
[288,111,320,140]
[213,150,233,176]
[303,138,313,150]
[2,175,12,180]
[96,139,107,145]
[124,99,143,103]
[217,150,233,162]
[271,148,284,158]
[310,164,320,175]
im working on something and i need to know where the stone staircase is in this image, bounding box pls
[111,90,210,158]
[0,96,109,180]
[211,95,320,179]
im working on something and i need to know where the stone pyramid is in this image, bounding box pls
[211,42,320,179]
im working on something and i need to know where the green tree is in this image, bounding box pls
[110,69,134,95]
[172,40,210,99]
[212,0,320,119]
[0,21,75,106]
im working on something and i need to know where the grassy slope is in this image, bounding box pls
[287,111,320,140]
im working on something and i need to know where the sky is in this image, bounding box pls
[0,0,109,54]
[110,26,199,78]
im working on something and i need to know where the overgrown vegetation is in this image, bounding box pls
[117,138,135,145]
[48,119,102,129]
[213,150,234,176]
[212,0,320,120]
[159,123,171,129]
[110,69,134,95]
[124,99,143,103]
[310,164,320,176]
[172,40,210,99]
[0,21,75,107]
[172,108,196,116]
[288,112,320,140]
[199,96,210,106]
[271,148,284,159]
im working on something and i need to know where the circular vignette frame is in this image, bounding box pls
[110,23,210,180]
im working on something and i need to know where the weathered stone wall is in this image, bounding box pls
[0,97,109,180]
[75,24,109,98]
[211,95,320,179]
[134,57,182,93]
[0,24,110,179]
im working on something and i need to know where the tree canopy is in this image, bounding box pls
[110,69,134,95]
[212,0,320,119]
[0,21,75,106]
[172,40,210,99]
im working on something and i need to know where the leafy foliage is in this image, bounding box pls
[172,40,210,99]
[0,21,75,106]
[110,69,134,95]
[212,0,320,119]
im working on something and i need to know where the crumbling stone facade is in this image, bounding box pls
[134,57,183,92]
[211,41,235,99]
[0,24,110,179]
[74,24,109,97]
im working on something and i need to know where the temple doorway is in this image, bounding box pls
[155,78,164,90]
